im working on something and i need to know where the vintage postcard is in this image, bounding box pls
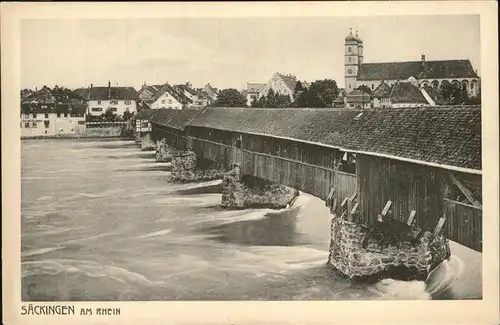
[2,2,499,325]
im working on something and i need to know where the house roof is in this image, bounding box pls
[389,82,428,104]
[247,83,266,93]
[277,73,298,91]
[176,84,198,97]
[73,87,139,101]
[372,82,392,98]
[150,108,206,131]
[131,108,158,121]
[152,84,193,105]
[138,85,160,99]
[346,89,371,103]
[357,60,479,81]
[187,106,481,172]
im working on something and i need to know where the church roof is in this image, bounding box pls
[357,60,479,81]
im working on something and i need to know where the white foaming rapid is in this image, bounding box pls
[370,255,465,300]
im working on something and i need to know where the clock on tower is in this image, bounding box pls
[347,68,353,75]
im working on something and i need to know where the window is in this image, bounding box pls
[97,101,102,104]
[25,122,30,128]
[64,113,68,117]
[91,107,103,112]
[349,84,351,89]
[32,113,36,118]
[471,83,475,89]
[20,123,22,128]
[125,100,131,105]
[78,121,85,125]
[44,113,49,118]
[110,100,118,105]
[24,114,29,119]
[348,47,352,52]
[161,100,165,104]
[57,113,61,117]
[168,99,172,104]
[44,121,50,128]
[349,57,351,63]
[371,84,374,90]
[32,122,37,128]
[109,107,117,112]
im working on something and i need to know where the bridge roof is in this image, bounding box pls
[187,106,481,173]
[150,108,206,131]
[131,108,158,121]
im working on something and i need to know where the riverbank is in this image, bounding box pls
[21,126,129,140]
[20,138,482,300]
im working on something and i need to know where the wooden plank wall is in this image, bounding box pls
[357,154,442,230]
[443,198,482,252]
[187,134,354,202]
[335,171,358,202]
[239,149,334,200]
[152,125,187,150]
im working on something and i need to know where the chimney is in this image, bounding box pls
[108,81,111,99]
[90,84,93,89]
[421,54,426,63]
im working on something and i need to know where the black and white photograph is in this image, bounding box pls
[2,2,499,325]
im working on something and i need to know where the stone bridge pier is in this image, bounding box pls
[325,196,450,280]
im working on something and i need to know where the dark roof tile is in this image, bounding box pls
[358,60,479,81]
[187,106,481,171]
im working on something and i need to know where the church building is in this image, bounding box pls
[344,29,480,97]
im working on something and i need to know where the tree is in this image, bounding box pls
[459,84,470,104]
[212,88,247,107]
[467,88,481,105]
[265,89,277,108]
[355,85,372,95]
[123,110,132,121]
[294,79,339,108]
[439,82,462,105]
[275,94,291,108]
[104,108,117,121]
[293,81,304,102]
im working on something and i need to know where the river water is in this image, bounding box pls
[21,139,482,301]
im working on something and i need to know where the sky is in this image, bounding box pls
[21,15,480,91]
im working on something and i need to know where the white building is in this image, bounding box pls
[257,72,298,103]
[74,82,138,118]
[246,83,266,106]
[149,83,191,110]
[20,104,87,137]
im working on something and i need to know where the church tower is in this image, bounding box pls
[344,28,362,91]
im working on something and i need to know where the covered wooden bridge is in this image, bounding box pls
[143,106,482,252]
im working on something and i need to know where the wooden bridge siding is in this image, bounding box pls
[239,148,334,200]
[152,125,187,150]
[443,199,482,252]
[191,137,233,169]
[241,133,337,169]
[358,154,442,230]
[334,171,358,203]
